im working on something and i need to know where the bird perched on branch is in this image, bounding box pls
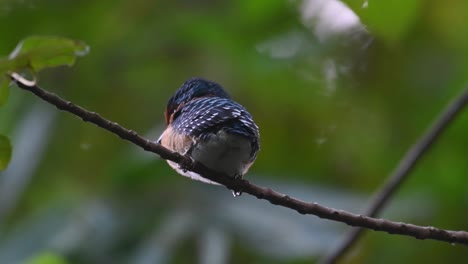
[158,77,260,188]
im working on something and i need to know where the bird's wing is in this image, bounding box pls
[173,97,259,140]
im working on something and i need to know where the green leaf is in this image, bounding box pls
[0,36,89,73]
[0,134,12,170]
[0,76,9,106]
[26,252,69,264]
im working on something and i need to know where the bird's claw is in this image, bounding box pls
[231,190,242,197]
[179,155,195,173]
[231,173,243,197]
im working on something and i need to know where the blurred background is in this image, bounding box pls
[0,0,467,263]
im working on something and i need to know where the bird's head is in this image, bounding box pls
[164,77,231,124]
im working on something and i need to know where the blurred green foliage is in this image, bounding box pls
[0,135,11,170]
[0,35,88,171]
[26,252,68,264]
[0,77,9,106]
[344,0,422,42]
[0,0,467,263]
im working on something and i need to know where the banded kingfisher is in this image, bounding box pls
[157,77,260,188]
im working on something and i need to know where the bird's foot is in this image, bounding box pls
[231,190,242,197]
[179,155,195,173]
[231,173,243,197]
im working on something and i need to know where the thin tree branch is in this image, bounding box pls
[320,88,468,264]
[9,74,468,246]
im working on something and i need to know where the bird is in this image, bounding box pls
[157,77,260,189]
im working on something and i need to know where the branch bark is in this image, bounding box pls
[9,74,468,246]
[320,88,468,264]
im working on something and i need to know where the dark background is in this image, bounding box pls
[0,0,467,263]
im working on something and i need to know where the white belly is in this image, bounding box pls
[191,130,253,177]
[166,130,253,185]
